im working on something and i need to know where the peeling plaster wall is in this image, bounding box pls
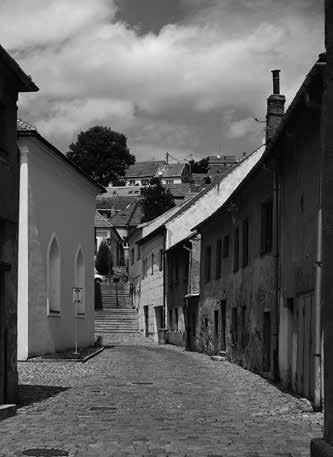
[199,167,276,379]
[139,232,164,342]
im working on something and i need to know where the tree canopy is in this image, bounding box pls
[189,157,209,174]
[67,126,135,186]
[95,240,113,276]
[141,177,175,223]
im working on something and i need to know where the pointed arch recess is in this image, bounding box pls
[47,234,61,314]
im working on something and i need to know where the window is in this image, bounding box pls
[159,249,163,271]
[142,179,149,186]
[47,236,61,314]
[231,307,238,345]
[233,227,239,272]
[223,235,229,258]
[175,308,179,331]
[261,199,273,254]
[151,253,154,275]
[216,239,222,279]
[137,244,141,261]
[130,248,134,265]
[166,179,174,184]
[242,219,249,267]
[142,259,147,278]
[205,245,211,282]
[75,248,85,315]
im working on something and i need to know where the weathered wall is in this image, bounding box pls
[17,136,99,359]
[0,64,20,403]
[199,166,276,379]
[278,108,321,398]
[139,232,165,342]
[128,227,142,310]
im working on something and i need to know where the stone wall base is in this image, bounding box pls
[0,404,16,421]
[311,438,333,457]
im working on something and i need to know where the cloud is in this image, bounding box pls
[1,0,324,158]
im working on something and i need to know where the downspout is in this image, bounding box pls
[162,228,166,329]
[273,164,280,381]
[313,94,324,410]
[183,244,192,350]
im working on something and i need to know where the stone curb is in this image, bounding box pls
[25,347,104,363]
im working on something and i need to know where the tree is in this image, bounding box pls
[67,126,135,186]
[189,157,209,174]
[141,177,175,223]
[95,240,113,275]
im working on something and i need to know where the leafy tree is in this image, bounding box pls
[141,177,175,223]
[189,156,209,174]
[95,240,113,275]
[67,126,135,186]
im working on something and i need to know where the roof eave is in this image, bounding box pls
[0,45,39,92]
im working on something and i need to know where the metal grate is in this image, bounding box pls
[21,449,69,457]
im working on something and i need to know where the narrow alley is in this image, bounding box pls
[0,337,322,457]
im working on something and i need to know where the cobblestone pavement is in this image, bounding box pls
[0,334,323,457]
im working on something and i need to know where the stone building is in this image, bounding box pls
[94,211,123,266]
[17,121,104,360]
[0,46,38,417]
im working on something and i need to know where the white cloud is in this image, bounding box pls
[3,0,324,159]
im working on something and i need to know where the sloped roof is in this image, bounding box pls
[162,163,186,177]
[17,120,105,194]
[165,145,265,250]
[96,195,141,211]
[125,161,165,178]
[94,211,112,228]
[164,183,192,198]
[0,45,39,92]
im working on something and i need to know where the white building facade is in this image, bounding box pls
[17,121,104,360]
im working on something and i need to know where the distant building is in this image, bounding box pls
[17,120,104,360]
[125,161,191,186]
[94,211,124,267]
[0,46,38,416]
[208,155,238,181]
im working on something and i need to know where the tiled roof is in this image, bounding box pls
[125,161,166,179]
[165,183,192,198]
[94,211,112,228]
[96,195,141,211]
[161,163,186,178]
[17,119,37,132]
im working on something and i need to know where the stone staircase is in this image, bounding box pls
[100,281,131,309]
[94,309,139,343]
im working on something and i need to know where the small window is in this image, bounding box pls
[137,244,141,261]
[205,245,211,282]
[223,235,229,258]
[233,227,239,272]
[130,248,134,265]
[159,249,163,271]
[151,253,154,275]
[216,239,222,279]
[261,199,273,254]
[242,219,249,267]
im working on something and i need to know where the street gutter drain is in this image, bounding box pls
[21,449,69,456]
[132,382,153,385]
[90,406,117,411]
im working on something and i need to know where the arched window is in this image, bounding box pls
[75,248,85,315]
[47,235,61,314]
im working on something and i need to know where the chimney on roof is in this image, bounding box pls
[266,69,286,144]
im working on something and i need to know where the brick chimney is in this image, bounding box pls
[266,70,286,144]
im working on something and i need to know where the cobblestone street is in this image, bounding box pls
[0,336,323,457]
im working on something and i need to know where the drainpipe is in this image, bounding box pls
[183,244,192,351]
[273,165,280,381]
[162,229,166,329]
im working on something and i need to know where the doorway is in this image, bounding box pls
[144,305,149,337]
[220,300,226,351]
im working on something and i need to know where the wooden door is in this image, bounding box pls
[220,300,226,351]
[144,306,149,337]
[214,310,219,354]
[296,293,314,400]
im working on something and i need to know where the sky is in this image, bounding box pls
[1,0,324,162]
